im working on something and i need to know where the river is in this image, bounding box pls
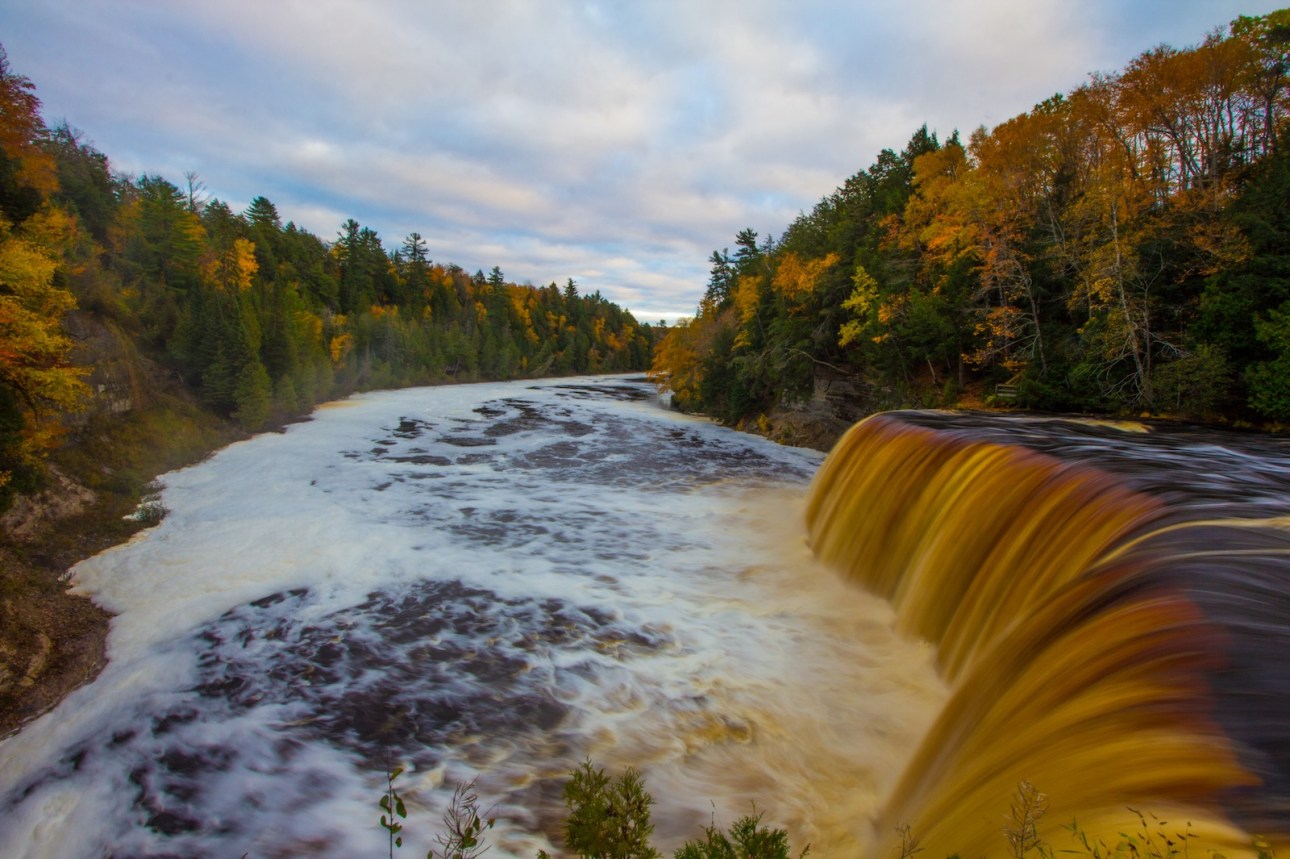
[0,376,945,858]
[807,409,1290,858]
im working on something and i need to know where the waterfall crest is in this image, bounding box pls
[806,414,1290,859]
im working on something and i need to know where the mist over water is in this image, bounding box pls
[0,377,945,858]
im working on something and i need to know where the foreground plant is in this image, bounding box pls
[377,767,1282,859]
[550,759,660,859]
[433,779,496,859]
[894,823,923,859]
[380,766,408,858]
[674,809,807,859]
[1004,780,1051,859]
[1064,807,1202,859]
[536,760,802,859]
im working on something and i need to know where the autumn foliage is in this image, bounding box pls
[0,48,88,501]
[653,10,1290,427]
[0,46,655,510]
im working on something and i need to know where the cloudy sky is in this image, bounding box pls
[3,1,1284,322]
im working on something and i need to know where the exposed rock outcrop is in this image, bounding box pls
[0,465,96,543]
[753,370,877,452]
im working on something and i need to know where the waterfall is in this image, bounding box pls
[806,414,1290,859]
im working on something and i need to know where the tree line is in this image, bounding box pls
[651,10,1290,429]
[0,45,656,509]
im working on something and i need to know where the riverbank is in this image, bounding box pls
[1,372,654,738]
[2,482,130,738]
[0,452,232,739]
[0,375,891,857]
[1,363,1260,741]
[0,368,243,738]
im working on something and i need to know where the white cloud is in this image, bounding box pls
[3,0,1286,318]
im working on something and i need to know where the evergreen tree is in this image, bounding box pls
[704,248,734,307]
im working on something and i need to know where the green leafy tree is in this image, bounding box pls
[704,249,734,307]
[334,218,392,311]
[1149,343,1231,420]
[400,232,431,310]
[674,812,801,859]
[732,228,761,278]
[45,123,115,242]
[231,356,272,429]
[560,760,660,859]
[244,195,281,231]
[1246,302,1290,421]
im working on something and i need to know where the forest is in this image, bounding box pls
[0,45,656,511]
[650,10,1290,432]
[4,12,1290,857]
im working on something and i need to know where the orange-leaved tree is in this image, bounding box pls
[0,45,88,506]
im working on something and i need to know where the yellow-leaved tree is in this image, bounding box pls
[0,45,88,505]
[648,299,734,411]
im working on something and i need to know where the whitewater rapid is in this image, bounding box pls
[0,376,945,857]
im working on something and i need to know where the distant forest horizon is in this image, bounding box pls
[5,9,1290,509]
[0,40,656,509]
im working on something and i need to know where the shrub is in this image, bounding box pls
[557,760,659,859]
[673,811,803,859]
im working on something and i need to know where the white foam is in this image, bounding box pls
[0,377,945,857]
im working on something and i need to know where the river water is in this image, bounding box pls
[807,409,1290,857]
[0,376,946,858]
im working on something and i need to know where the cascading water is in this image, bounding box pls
[0,378,946,858]
[807,412,1290,859]
[5,379,1289,858]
